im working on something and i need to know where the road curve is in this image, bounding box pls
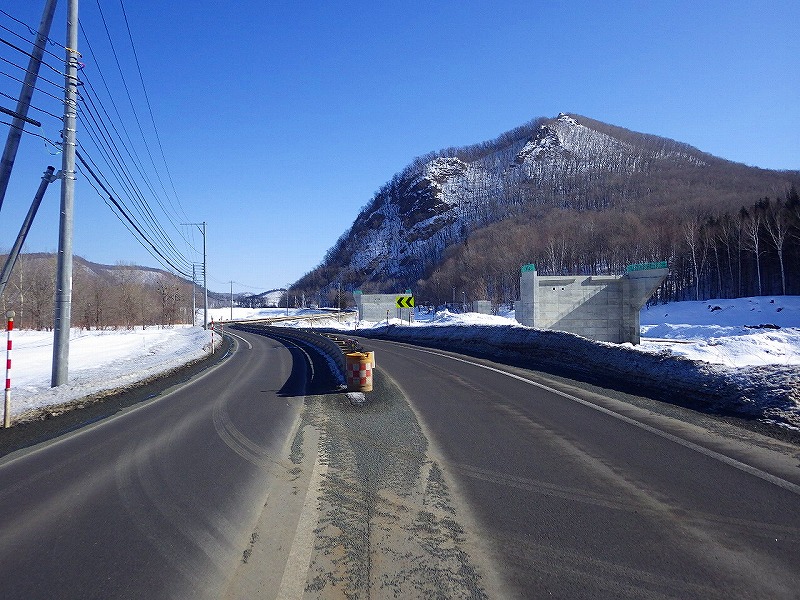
[0,329,317,599]
[2,329,799,599]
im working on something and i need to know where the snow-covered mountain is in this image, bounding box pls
[299,113,798,293]
[238,289,285,308]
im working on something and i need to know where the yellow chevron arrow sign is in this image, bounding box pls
[396,295,415,309]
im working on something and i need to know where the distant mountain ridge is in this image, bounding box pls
[295,113,799,300]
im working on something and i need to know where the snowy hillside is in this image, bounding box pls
[299,112,796,295]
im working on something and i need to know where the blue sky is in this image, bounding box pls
[1,0,798,294]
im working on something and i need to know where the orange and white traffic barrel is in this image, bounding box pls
[346,352,373,392]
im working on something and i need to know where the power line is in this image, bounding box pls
[78,20,199,256]
[0,51,68,92]
[117,0,189,223]
[0,67,65,103]
[78,93,193,267]
[77,83,199,266]
[77,150,192,277]
[0,6,202,280]
[0,10,66,63]
[0,89,62,121]
[77,143,193,273]
[91,3,184,231]
[0,119,60,150]
[0,34,66,78]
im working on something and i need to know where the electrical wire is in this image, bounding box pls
[0,118,61,150]
[0,6,201,277]
[0,67,65,103]
[117,0,189,223]
[77,75,195,274]
[232,280,270,291]
[79,139,191,273]
[78,86,195,268]
[0,34,67,78]
[0,10,67,65]
[77,150,192,277]
[85,172,192,277]
[91,3,186,233]
[0,89,62,121]
[78,20,199,256]
[0,52,68,93]
[76,45,197,267]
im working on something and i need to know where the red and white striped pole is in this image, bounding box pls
[4,310,15,428]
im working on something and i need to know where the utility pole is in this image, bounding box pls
[0,0,58,211]
[52,0,79,387]
[202,222,208,328]
[183,222,208,328]
[0,167,58,300]
[229,281,233,320]
[191,264,197,326]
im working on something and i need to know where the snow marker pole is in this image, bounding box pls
[4,311,14,428]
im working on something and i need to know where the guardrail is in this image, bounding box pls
[230,323,359,381]
[228,322,376,393]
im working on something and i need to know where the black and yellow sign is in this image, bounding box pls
[396,295,415,309]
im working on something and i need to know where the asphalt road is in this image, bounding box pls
[365,338,800,599]
[1,329,799,599]
[0,329,321,599]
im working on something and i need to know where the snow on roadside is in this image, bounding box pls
[8,326,218,420]
[289,298,800,430]
[4,297,799,430]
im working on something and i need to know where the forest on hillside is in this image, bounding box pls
[413,187,800,308]
[294,185,800,311]
[293,114,800,311]
[0,255,197,330]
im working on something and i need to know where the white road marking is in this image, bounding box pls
[276,442,328,599]
[412,346,800,497]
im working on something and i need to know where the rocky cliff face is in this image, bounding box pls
[304,113,793,292]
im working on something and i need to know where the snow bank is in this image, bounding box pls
[8,326,218,420]
[5,298,799,431]
[332,322,799,430]
[298,298,800,430]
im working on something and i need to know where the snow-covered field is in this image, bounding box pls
[7,325,219,420]
[4,297,799,428]
[639,296,800,368]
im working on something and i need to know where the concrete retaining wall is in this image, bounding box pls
[473,300,492,315]
[355,293,413,323]
[516,267,668,344]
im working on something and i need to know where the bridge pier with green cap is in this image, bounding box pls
[516,263,668,344]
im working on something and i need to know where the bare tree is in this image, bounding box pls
[741,208,764,296]
[763,198,791,294]
[683,216,709,301]
[28,256,55,330]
